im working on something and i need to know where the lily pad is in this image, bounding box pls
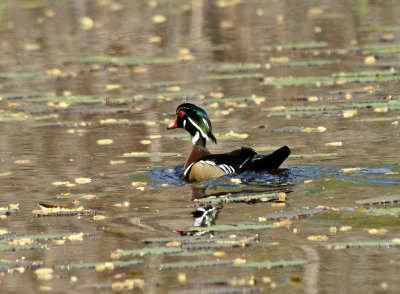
[74,55,181,66]
[195,192,280,204]
[111,246,184,258]
[259,207,334,222]
[261,41,328,51]
[55,259,143,270]
[120,152,181,158]
[233,259,311,269]
[204,73,264,80]
[189,222,282,232]
[355,195,400,206]
[321,239,400,250]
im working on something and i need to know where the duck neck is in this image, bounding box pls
[184,137,210,171]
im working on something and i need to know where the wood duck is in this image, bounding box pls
[167,103,290,182]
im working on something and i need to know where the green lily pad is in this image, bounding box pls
[195,192,280,204]
[233,259,311,269]
[73,55,180,66]
[355,195,400,206]
[321,239,400,249]
[204,73,264,80]
[189,222,282,232]
[111,246,183,257]
[55,259,143,270]
[120,152,181,158]
[261,41,328,51]
[159,259,233,269]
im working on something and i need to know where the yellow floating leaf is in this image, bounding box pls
[140,139,151,145]
[343,109,358,118]
[110,160,126,165]
[364,55,376,65]
[230,178,242,184]
[166,241,181,247]
[24,43,40,51]
[134,66,147,73]
[307,235,328,241]
[234,258,246,264]
[269,56,289,63]
[80,16,94,30]
[35,268,54,280]
[68,232,84,241]
[144,121,156,126]
[75,177,92,184]
[220,20,233,29]
[106,84,122,91]
[308,7,324,15]
[0,229,9,235]
[340,167,362,173]
[213,251,226,257]
[52,181,74,186]
[132,182,147,187]
[177,272,186,283]
[149,36,162,43]
[166,86,181,92]
[368,228,387,235]
[325,142,342,147]
[97,139,114,145]
[374,107,388,113]
[93,215,107,221]
[14,159,31,164]
[152,14,166,23]
[9,238,34,246]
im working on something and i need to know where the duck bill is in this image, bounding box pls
[167,115,178,130]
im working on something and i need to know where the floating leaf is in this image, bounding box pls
[77,279,146,291]
[207,63,261,73]
[159,259,233,270]
[55,259,143,270]
[321,239,400,250]
[74,55,180,66]
[32,203,102,217]
[195,192,280,204]
[259,207,334,222]
[290,153,337,159]
[120,152,181,158]
[170,286,262,294]
[111,246,184,258]
[261,41,328,51]
[204,73,263,80]
[355,195,400,206]
[189,222,282,232]
[263,70,400,86]
[233,259,310,269]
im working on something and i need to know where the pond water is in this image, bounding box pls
[0,0,399,293]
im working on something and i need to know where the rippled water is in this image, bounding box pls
[0,0,400,293]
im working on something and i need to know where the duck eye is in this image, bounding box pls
[178,110,184,118]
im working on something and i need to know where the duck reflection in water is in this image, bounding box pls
[178,171,291,236]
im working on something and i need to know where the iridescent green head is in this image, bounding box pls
[167,103,217,145]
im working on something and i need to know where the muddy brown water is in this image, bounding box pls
[0,1,399,293]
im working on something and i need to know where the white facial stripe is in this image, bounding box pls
[188,117,209,141]
[183,119,186,128]
[192,131,200,145]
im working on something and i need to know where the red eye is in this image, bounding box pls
[178,110,184,117]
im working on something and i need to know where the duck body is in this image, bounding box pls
[167,103,290,182]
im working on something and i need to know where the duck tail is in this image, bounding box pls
[247,146,290,171]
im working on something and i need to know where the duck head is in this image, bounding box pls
[167,103,217,146]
